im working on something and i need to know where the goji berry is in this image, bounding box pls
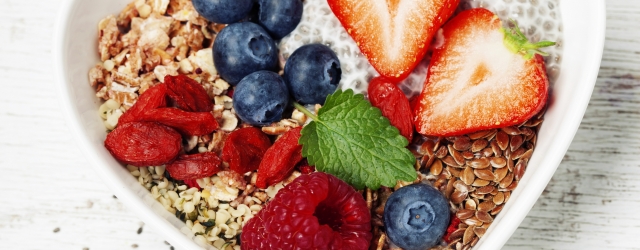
[256,127,303,188]
[165,75,213,112]
[296,159,315,174]
[136,108,219,136]
[118,84,168,124]
[443,215,460,243]
[166,152,222,180]
[222,127,272,175]
[367,77,414,142]
[104,122,181,166]
[183,179,201,189]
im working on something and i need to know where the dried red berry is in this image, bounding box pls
[242,172,372,250]
[256,127,303,188]
[443,215,461,243]
[104,122,181,166]
[367,77,414,142]
[118,84,168,124]
[165,75,213,112]
[165,152,222,180]
[222,127,272,175]
[296,159,315,174]
[183,179,201,189]
[136,108,218,136]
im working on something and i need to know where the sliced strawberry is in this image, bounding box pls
[414,8,554,136]
[327,0,459,81]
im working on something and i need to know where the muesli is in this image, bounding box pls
[88,0,562,249]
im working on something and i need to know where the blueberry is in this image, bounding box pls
[384,184,450,250]
[284,44,341,104]
[213,22,279,85]
[233,71,289,126]
[192,0,254,24]
[256,0,303,39]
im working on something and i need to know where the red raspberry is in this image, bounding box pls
[241,172,371,250]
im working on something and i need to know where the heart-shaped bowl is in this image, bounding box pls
[54,0,605,249]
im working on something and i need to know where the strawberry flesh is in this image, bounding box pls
[414,8,549,136]
[327,0,459,81]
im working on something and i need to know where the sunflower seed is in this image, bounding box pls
[454,180,469,193]
[494,166,508,182]
[453,136,472,151]
[430,158,443,176]
[474,169,495,181]
[435,146,448,158]
[490,140,502,157]
[473,227,487,238]
[469,158,491,169]
[471,139,489,152]
[450,228,466,241]
[501,126,520,135]
[478,201,496,212]
[511,147,526,160]
[490,204,504,215]
[468,130,490,140]
[496,131,509,150]
[419,140,436,156]
[490,157,506,168]
[510,135,524,152]
[449,145,466,165]
[476,185,495,195]
[463,226,475,245]
[465,199,477,210]
[476,211,493,223]
[451,190,467,204]
[443,156,461,167]
[514,160,527,181]
[462,167,475,185]
[499,173,514,188]
[456,209,475,220]
[493,192,505,205]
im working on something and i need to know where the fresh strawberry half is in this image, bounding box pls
[414,8,555,136]
[327,0,459,81]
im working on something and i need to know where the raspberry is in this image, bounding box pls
[241,172,371,250]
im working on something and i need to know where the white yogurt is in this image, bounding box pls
[278,0,562,99]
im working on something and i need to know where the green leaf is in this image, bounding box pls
[298,89,417,190]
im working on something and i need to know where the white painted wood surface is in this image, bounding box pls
[0,0,639,249]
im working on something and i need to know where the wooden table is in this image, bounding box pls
[1,0,638,249]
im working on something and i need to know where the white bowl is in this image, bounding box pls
[53,0,606,249]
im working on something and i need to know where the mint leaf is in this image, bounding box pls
[297,89,417,190]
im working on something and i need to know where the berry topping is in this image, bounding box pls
[384,184,450,250]
[192,0,254,24]
[233,71,290,126]
[242,172,372,250]
[327,0,459,81]
[164,74,213,113]
[414,8,553,136]
[166,152,222,180]
[284,44,341,105]
[256,0,303,39]
[256,127,303,189]
[213,22,278,85]
[222,127,272,175]
[104,122,181,167]
[367,77,414,142]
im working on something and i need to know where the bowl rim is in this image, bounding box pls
[474,0,606,248]
[53,0,203,249]
[53,0,606,249]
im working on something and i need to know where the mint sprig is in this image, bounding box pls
[295,89,417,190]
